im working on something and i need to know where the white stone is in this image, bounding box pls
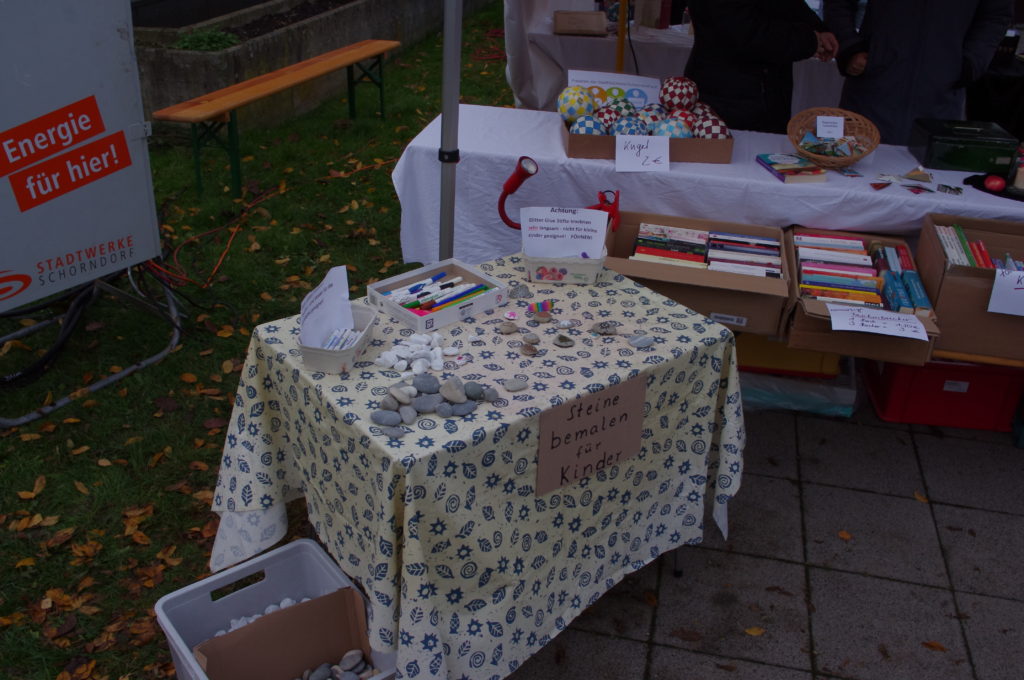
[373,356,393,368]
[411,358,429,374]
[400,371,413,379]
[431,346,443,360]
[411,350,432,360]
[402,385,418,398]
[394,360,408,372]
[431,332,443,347]
[393,346,411,359]
[410,333,431,345]
[430,359,444,371]
[442,346,460,356]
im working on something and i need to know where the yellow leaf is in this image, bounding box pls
[259,291,273,301]
[180,373,198,384]
[838,530,853,541]
[73,481,89,495]
[189,460,209,471]
[199,348,214,356]
[216,327,234,338]
[124,436,143,446]
[63,418,81,424]
[70,445,90,456]
[349,199,359,211]
[17,475,46,500]
[744,626,766,637]
[131,531,151,546]
[913,491,929,503]
[922,641,948,652]
[15,557,35,568]
[19,433,42,442]
[97,459,112,467]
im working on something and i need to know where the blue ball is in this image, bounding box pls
[570,115,608,135]
[612,116,647,136]
[652,118,693,138]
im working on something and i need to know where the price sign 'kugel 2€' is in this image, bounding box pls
[1,1,160,313]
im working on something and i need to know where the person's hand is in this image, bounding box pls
[814,31,839,62]
[845,51,868,76]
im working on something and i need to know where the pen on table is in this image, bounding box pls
[397,277,464,305]
[415,283,477,309]
[384,271,447,297]
[427,283,489,311]
[428,286,490,312]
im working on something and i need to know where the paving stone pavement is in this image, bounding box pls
[509,401,1024,680]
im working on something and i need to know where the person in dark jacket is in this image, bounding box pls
[824,0,1013,145]
[684,0,837,134]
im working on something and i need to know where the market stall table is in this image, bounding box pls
[210,256,745,680]
[394,104,1024,266]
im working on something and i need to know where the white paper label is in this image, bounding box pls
[943,380,970,393]
[299,266,353,347]
[816,115,845,139]
[826,304,929,341]
[615,135,670,173]
[521,206,608,258]
[709,312,747,327]
[987,268,1024,316]
[567,70,661,109]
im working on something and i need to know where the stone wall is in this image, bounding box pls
[137,0,491,138]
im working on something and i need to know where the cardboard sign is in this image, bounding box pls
[987,268,1024,316]
[567,69,660,109]
[536,376,646,495]
[827,303,929,341]
[615,135,669,172]
[520,206,608,258]
[816,115,845,139]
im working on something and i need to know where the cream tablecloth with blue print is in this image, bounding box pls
[211,255,745,680]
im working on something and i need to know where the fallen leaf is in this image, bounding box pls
[124,436,143,446]
[131,531,151,546]
[913,491,929,503]
[19,433,42,442]
[190,460,209,471]
[15,557,35,568]
[643,590,658,607]
[97,459,112,467]
[70,445,90,456]
[922,641,948,652]
[203,417,228,429]
[744,626,766,637]
[73,481,89,495]
[17,475,46,500]
[838,530,853,541]
[180,373,198,384]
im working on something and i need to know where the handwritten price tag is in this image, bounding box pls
[615,135,669,173]
[826,304,928,341]
[988,268,1024,316]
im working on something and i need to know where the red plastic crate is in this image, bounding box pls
[863,359,1024,432]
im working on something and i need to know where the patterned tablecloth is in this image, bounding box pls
[211,256,745,680]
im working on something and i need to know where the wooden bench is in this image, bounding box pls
[153,39,401,197]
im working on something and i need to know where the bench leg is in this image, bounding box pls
[347,64,356,120]
[190,123,204,198]
[227,111,242,199]
[185,115,243,199]
[346,56,386,120]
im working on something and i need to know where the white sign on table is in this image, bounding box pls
[567,69,660,109]
[615,135,670,172]
[521,206,608,258]
[826,303,929,341]
[299,265,353,348]
[816,115,845,139]
[987,268,1024,316]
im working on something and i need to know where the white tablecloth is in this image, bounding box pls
[393,104,1024,266]
[504,0,842,113]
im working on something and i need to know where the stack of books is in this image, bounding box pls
[795,232,934,318]
[755,153,827,184]
[934,223,1024,270]
[628,223,783,278]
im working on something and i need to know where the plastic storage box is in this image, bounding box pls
[155,539,394,680]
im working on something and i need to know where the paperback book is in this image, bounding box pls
[755,153,827,184]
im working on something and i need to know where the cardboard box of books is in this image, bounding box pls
[566,134,733,164]
[784,227,940,365]
[917,213,1024,362]
[603,211,792,336]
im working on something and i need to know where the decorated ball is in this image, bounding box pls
[557,86,596,123]
[652,118,693,138]
[570,115,608,136]
[612,116,647,136]
[692,116,731,139]
[659,76,699,112]
[636,103,667,130]
[594,96,637,128]
[668,109,697,128]
[691,100,719,120]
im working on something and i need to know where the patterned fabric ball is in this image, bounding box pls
[612,116,647,136]
[692,117,731,139]
[659,76,699,112]
[652,118,693,138]
[570,115,608,135]
[691,101,720,120]
[636,103,666,130]
[668,109,696,128]
[557,86,596,123]
[594,97,637,128]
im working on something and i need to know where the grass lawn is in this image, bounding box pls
[0,2,513,678]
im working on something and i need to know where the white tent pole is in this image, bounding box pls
[438,0,463,261]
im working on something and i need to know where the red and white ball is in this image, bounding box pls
[659,76,699,112]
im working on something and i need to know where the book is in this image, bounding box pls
[708,260,782,277]
[974,240,994,268]
[901,270,933,317]
[952,224,978,267]
[799,284,884,304]
[800,273,880,292]
[707,230,781,248]
[633,245,705,263]
[628,253,709,268]
[708,241,780,256]
[884,246,903,274]
[634,237,707,256]
[797,246,873,266]
[895,244,916,271]
[755,153,827,183]
[793,233,866,249]
[707,249,783,266]
[800,262,878,277]
[805,295,884,309]
[638,222,709,245]
[880,270,913,313]
[934,225,970,266]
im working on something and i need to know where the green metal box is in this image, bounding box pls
[908,119,1019,174]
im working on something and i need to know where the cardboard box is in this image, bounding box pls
[735,332,842,378]
[366,259,507,334]
[604,211,792,336]
[299,303,378,373]
[917,213,1024,362]
[194,589,387,680]
[784,227,939,365]
[553,10,608,35]
[566,133,733,164]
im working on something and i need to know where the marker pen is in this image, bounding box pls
[428,283,489,311]
[429,286,489,312]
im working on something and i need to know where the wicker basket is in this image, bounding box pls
[786,107,880,169]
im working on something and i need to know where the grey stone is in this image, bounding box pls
[522,332,540,344]
[339,649,365,672]
[439,376,467,403]
[482,387,500,402]
[553,334,575,347]
[309,662,333,680]
[412,373,440,394]
[464,381,484,400]
[628,334,654,348]
[520,343,538,356]
[498,320,519,334]
[382,426,406,439]
[370,410,401,426]
[591,321,617,335]
[389,384,413,404]
[436,402,454,418]
[412,393,444,413]
[534,310,552,322]
[452,400,477,416]
[399,405,418,425]
[379,394,399,411]
[505,378,528,392]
